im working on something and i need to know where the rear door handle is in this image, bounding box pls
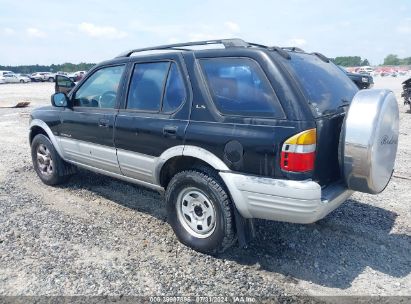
[98,118,110,128]
[163,126,178,137]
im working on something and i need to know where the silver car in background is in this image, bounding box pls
[3,73,31,83]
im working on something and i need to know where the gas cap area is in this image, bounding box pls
[223,140,244,167]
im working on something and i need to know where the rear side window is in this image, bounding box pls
[287,53,358,117]
[127,62,170,111]
[200,57,284,118]
[127,62,186,112]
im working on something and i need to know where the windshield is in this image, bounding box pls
[287,52,358,117]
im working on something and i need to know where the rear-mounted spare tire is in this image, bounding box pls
[340,89,399,194]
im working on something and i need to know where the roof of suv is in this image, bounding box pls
[113,38,327,61]
[93,38,332,70]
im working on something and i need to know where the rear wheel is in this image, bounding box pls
[31,134,73,185]
[166,169,236,254]
[19,79,24,83]
[48,77,54,82]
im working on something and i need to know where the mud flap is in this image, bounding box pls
[234,207,255,248]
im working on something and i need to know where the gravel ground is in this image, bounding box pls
[0,79,410,299]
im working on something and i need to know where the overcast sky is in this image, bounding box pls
[1,0,410,66]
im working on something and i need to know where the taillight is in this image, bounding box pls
[280,128,316,172]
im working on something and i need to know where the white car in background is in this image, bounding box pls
[0,76,5,84]
[358,66,374,74]
[31,72,55,82]
[16,74,31,83]
[0,70,13,77]
[3,73,31,83]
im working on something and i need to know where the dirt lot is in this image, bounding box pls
[0,78,410,299]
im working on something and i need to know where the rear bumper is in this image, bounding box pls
[219,172,353,224]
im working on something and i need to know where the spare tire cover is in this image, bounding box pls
[341,89,399,194]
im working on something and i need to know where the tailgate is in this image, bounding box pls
[314,111,346,185]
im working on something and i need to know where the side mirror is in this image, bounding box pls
[55,75,76,94]
[51,92,71,107]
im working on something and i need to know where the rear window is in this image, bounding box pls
[287,53,358,117]
[199,57,284,118]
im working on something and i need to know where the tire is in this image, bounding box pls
[48,77,54,82]
[340,89,399,194]
[166,169,236,254]
[31,134,72,185]
[20,80,24,83]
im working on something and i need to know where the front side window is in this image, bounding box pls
[200,57,284,117]
[74,65,125,108]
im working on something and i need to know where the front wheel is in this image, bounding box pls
[20,79,24,83]
[166,169,236,254]
[31,134,73,185]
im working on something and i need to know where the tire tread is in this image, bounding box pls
[166,168,236,254]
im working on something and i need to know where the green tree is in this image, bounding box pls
[361,59,370,66]
[383,54,400,65]
[400,57,411,65]
[334,56,362,66]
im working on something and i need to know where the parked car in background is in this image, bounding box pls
[31,73,45,82]
[18,73,32,79]
[0,76,5,84]
[17,74,31,83]
[402,77,411,111]
[358,70,371,75]
[4,73,31,83]
[31,72,55,82]
[358,66,373,74]
[68,71,86,82]
[0,70,13,77]
[339,66,374,89]
[3,74,20,83]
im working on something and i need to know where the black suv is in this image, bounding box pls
[338,66,374,90]
[29,39,399,254]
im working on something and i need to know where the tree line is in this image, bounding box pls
[2,54,410,72]
[333,54,411,67]
[382,54,411,66]
[0,62,95,74]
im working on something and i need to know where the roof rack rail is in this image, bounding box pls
[268,46,291,60]
[247,42,290,60]
[247,42,269,48]
[116,38,249,58]
[282,47,305,52]
[312,52,330,63]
